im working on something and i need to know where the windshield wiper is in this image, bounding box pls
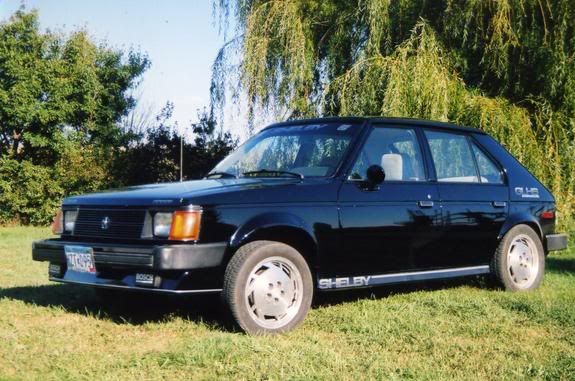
[241,169,304,179]
[205,171,237,179]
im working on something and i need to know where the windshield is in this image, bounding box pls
[210,122,361,178]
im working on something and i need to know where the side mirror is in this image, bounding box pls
[366,165,385,186]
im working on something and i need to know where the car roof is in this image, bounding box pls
[264,116,485,135]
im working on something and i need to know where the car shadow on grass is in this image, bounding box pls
[1,278,487,330]
[2,257,571,330]
[546,255,575,275]
[0,283,232,330]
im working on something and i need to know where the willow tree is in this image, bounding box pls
[212,0,575,228]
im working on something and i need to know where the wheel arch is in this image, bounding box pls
[498,212,543,241]
[227,212,319,270]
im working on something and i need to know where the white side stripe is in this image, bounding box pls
[318,265,490,290]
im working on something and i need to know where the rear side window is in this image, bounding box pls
[471,142,504,184]
[424,130,479,183]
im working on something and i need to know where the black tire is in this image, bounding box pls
[491,224,545,291]
[222,240,313,335]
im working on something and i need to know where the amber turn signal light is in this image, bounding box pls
[169,210,202,241]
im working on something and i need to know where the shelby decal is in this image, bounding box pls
[514,187,540,199]
[318,276,371,289]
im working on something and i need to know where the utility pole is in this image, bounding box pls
[180,133,183,182]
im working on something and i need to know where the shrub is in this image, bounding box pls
[0,158,63,225]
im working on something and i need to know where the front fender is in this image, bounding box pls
[229,212,316,248]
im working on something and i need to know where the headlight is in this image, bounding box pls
[153,212,173,237]
[153,210,202,241]
[64,210,78,232]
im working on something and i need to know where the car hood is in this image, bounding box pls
[63,178,336,207]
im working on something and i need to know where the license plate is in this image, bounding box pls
[65,246,96,274]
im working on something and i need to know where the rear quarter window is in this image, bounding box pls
[471,142,504,184]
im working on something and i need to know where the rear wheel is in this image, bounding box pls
[491,224,545,291]
[222,241,313,335]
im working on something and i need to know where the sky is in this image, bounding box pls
[0,0,227,137]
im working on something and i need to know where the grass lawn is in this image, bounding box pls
[1,226,574,380]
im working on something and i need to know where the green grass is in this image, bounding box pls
[1,227,574,380]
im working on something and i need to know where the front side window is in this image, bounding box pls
[424,130,478,183]
[211,122,360,178]
[349,127,425,181]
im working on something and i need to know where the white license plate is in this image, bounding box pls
[65,246,96,274]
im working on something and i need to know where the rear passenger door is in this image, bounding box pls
[423,129,508,267]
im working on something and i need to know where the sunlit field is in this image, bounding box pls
[1,227,574,380]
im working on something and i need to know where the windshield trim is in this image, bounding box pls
[211,120,369,180]
[261,117,368,132]
[325,119,370,180]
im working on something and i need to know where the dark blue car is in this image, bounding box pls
[33,117,568,334]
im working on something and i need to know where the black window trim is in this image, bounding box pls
[465,134,483,183]
[340,122,507,186]
[342,122,432,184]
[420,127,507,186]
[336,119,372,180]
[468,134,507,185]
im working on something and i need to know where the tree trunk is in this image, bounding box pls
[12,129,21,157]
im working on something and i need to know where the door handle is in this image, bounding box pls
[418,200,434,208]
[492,201,507,208]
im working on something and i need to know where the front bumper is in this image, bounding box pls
[32,239,227,293]
[32,239,227,270]
[546,233,568,252]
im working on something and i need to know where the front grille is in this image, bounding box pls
[73,209,146,240]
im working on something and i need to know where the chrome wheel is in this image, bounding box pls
[244,256,303,330]
[507,234,540,289]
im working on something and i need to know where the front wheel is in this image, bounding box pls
[491,224,545,291]
[222,241,313,335]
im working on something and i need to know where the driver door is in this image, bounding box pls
[333,124,442,276]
